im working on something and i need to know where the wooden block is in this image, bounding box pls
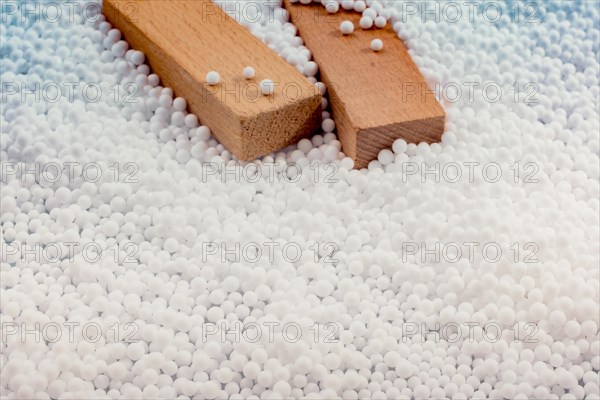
[103,0,321,161]
[284,1,446,168]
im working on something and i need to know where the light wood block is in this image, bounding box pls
[103,0,322,161]
[284,1,446,168]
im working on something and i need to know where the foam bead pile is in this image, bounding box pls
[1,0,599,399]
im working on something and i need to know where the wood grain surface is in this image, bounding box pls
[284,0,446,168]
[104,0,322,161]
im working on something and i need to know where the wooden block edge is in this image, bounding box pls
[355,114,446,168]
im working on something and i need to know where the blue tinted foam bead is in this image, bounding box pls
[206,71,220,85]
[325,0,339,13]
[371,39,383,51]
[243,66,255,79]
[259,79,275,95]
[340,20,354,35]
[359,16,373,29]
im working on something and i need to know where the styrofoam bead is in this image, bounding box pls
[392,139,408,154]
[353,1,366,12]
[324,0,339,14]
[164,237,179,253]
[243,66,256,79]
[322,118,335,132]
[370,39,383,52]
[304,61,318,77]
[340,0,353,10]
[359,16,373,29]
[565,321,582,338]
[338,157,354,170]
[377,149,394,165]
[111,41,129,57]
[259,79,276,95]
[340,20,354,35]
[314,82,326,95]
[206,71,220,85]
[374,16,387,28]
[130,50,146,66]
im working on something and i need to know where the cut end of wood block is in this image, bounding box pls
[240,94,323,161]
[355,115,446,169]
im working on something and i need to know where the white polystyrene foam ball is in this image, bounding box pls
[243,66,256,79]
[340,20,354,35]
[206,71,220,85]
[259,79,275,95]
[370,38,383,51]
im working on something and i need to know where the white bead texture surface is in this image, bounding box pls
[1,0,599,399]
